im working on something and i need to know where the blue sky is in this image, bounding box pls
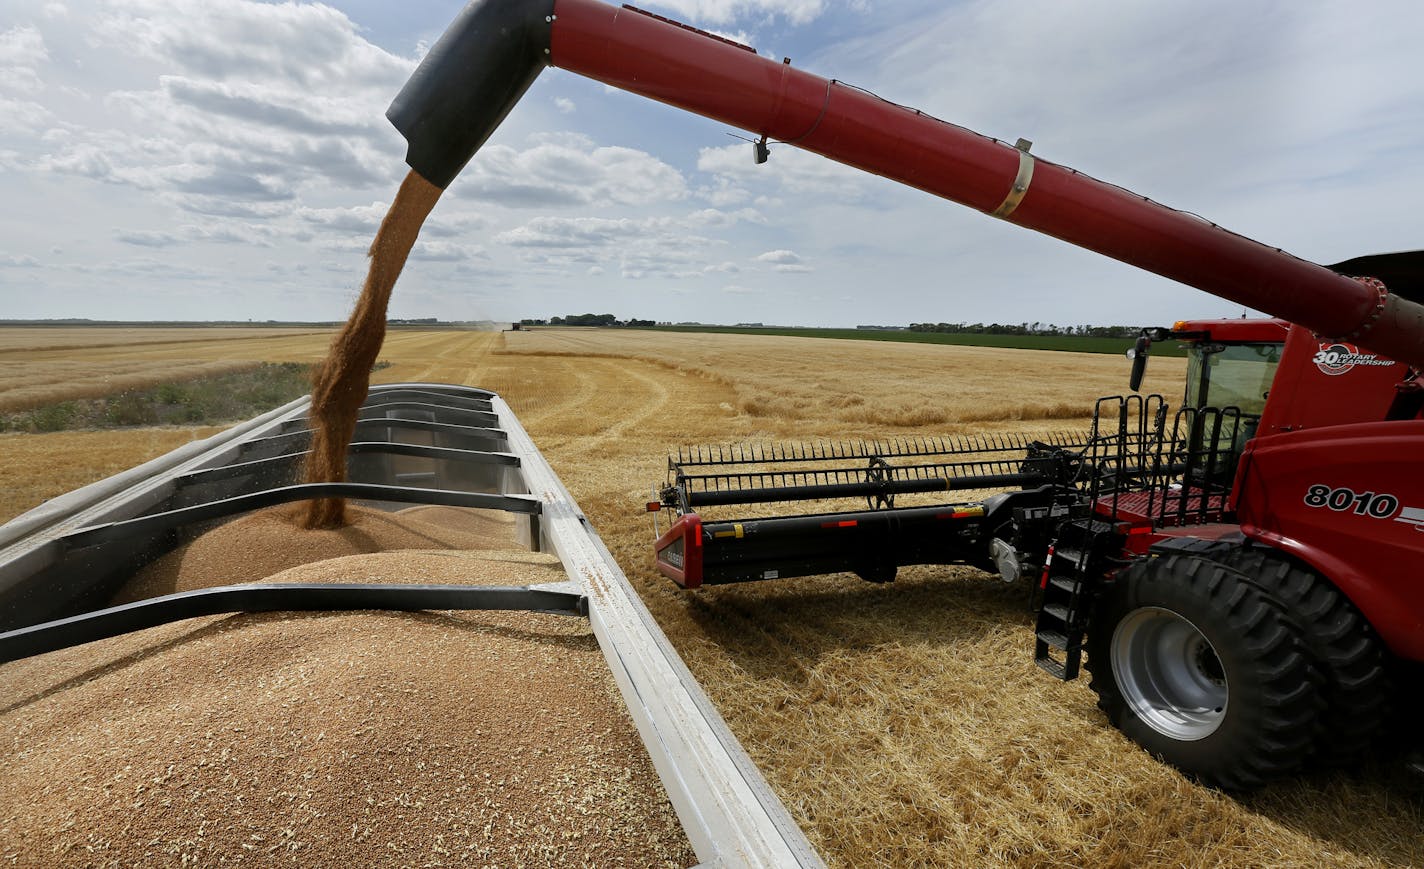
[1,0,1421,327]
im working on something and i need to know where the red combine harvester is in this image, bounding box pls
[389,0,1424,788]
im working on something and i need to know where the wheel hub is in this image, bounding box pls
[1111,606,1227,741]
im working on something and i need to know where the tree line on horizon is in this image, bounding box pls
[520,314,656,327]
[908,321,1141,338]
[520,315,1142,337]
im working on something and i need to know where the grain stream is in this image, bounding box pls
[303,171,443,529]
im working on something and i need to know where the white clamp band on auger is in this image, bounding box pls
[992,138,1035,218]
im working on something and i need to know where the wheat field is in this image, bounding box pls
[1,326,1419,867]
[0,327,331,412]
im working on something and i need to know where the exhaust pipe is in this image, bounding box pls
[388,0,1424,368]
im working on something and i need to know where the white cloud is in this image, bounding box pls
[0,254,41,268]
[0,0,437,310]
[644,0,825,26]
[696,173,754,207]
[37,142,120,181]
[686,206,765,228]
[497,216,645,248]
[409,240,485,263]
[705,28,753,47]
[554,96,575,114]
[0,25,48,93]
[0,26,47,67]
[297,201,485,239]
[98,0,412,90]
[495,213,736,281]
[19,0,418,211]
[115,229,180,247]
[698,142,877,203]
[0,95,52,133]
[297,202,391,234]
[182,222,277,246]
[459,138,687,207]
[754,248,812,273]
[497,209,757,253]
[156,76,378,137]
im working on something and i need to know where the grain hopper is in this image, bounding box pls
[0,383,823,866]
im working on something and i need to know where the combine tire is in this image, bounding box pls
[1218,547,1390,767]
[1086,554,1320,790]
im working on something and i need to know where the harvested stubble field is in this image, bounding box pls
[2,325,1421,867]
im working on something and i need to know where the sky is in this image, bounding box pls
[1,0,1421,328]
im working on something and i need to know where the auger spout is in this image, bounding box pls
[387,0,555,189]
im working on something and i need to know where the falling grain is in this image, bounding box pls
[303,171,444,529]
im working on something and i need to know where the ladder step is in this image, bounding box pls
[1042,603,1070,622]
[1035,655,1067,680]
[1036,629,1075,651]
[1053,547,1084,564]
[1048,575,1080,595]
[1034,643,1084,681]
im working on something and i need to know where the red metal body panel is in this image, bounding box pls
[654,512,704,589]
[1235,422,1424,660]
[1116,522,1245,557]
[1257,324,1411,435]
[547,0,1424,367]
[1174,318,1290,343]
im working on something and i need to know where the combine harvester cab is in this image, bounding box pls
[0,384,824,867]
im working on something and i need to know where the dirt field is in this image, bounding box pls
[2,326,1420,867]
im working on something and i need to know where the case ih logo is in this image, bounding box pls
[1312,342,1394,376]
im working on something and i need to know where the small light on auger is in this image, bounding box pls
[646,501,662,512]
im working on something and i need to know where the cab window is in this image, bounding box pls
[1184,342,1282,416]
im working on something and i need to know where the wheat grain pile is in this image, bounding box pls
[1,505,695,866]
[3,327,1421,867]
[115,504,521,601]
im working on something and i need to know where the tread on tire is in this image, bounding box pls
[1086,553,1322,790]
